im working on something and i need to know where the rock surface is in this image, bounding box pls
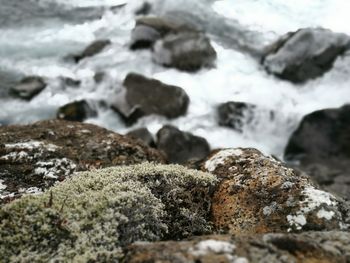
[123,231,350,263]
[127,127,155,147]
[0,163,217,262]
[71,39,111,63]
[263,28,350,83]
[157,125,210,164]
[57,100,97,122]
[0,120,164,204]
[203,148,349,234]
[10,76,46,100]
[153,32,217,71]
[112,73,190,125]
[285,104,350,200]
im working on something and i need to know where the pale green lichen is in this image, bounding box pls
[0,163,217,262]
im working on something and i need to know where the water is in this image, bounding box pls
[1,0,350,158]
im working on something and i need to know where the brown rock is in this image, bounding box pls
[0,120,164,204]
[123,231,350,263]
[202,148,349,234]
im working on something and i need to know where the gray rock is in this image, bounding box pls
[153,32,217,71]
[112,73,190,125]
[263,28,350,83]
[127,127,155,147]
[71,39,111,63]
[157,125,210,164]
[57,100,97,122]
[10,76,46,100]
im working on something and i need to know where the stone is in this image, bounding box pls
[156,125,210,164]
[153,32,217,71]
[57,100,97,122]
[0,120,165,204]
[71,39,111,63]
[127,127,155,147]
[202,148,349,234]
[262,28,350,83]
[10,76,46,100]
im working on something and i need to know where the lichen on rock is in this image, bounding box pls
[0,163,217,262]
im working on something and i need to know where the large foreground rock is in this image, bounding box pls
[112,73,189,125]
[124,231,350,263]
[156,125,210,164]
[0,120,164,204]
[203,148,349,234]
[0,164,217,262]
[10,76,46,100]
[263,28,350,83]
[153,32,217,72]
[285,104,350,199]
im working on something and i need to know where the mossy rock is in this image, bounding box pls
[0,163,217,262]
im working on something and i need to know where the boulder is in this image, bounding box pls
[262,28,350,83]
[0,120,164,204]
[10,76,46,100]
[153,32,217,71]
[112,73,190,125]
[57,100,97,122]
[127,127,155,147]
[156,125,210,164]
[285,104,350,199]
[71,39,111,63]
[123,231,350,263]
[0,163,217,262]
[130,16,195,50]
[202,148,349,234]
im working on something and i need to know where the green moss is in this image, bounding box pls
[0,163,217,262]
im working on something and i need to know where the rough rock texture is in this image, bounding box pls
[285,105,350,200]
[130,16,195,49]
[0,120,164,204]
[10,76,46,100]
[0,163,217,262]
[153,32,217,72]
[71,39,111,63]
[57,100,97,122]
[157,125,210,164]
[203,148,349,234]
[127,127,155,147]
[263,28,350,83]
[112,73,190,125]
[123,231,350,263]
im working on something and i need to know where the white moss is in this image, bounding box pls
[205,149,243,172]
[317,209,335,220]
[191,240,235,256]
[34,158,77,179]
[5,141,58,152]
[0,180,6,191]
[0,151,29,161]
[287,214,307,230]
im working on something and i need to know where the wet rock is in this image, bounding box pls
[0,69,23,98]
[135,2,152,15]
[10,76,46,100]
[94,71,105,83]
[0,163,217,262]
[202,148,349,234]
[262,28,350,83]
[57,100,97,122]
[153,32,217,71]
[157,125,210,164]
[71,39,111,63]
[130,16,195,50]
[285,104,350,199]
[123,231,350,263]
[112,73,189,125]
[0,120,165,204]
[127,127,155,147]
[61,77,81,87]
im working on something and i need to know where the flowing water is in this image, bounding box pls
[1,0,350,158]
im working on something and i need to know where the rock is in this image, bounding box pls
[0,69,23,98]
[61,77,81,87]
[0,120,165,204]
[0,163,217,262]
[10,76,46,100]
[127,127,155,147]
[123,231,350,263]
[262,28,350,83]
[130,16,195,50]
[156,125,210,164]
[285,104,350,199]
[112,73,190,125]
[71,39,111,63]
[153,32,217,71]
[135,2,152,15]
[202,148,349,234]
[57,100,97,122]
